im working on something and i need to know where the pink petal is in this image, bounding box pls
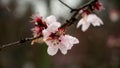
[46,22,61,33]
[87,14,103,26]
[47,46,58,56]
[64,35,79,50]
[60,35,70,48]
[77,18,84,28]
[82,23,90,32]
[59,44,67,55]
[60,35,79,50]
[45,15,57,25]
[65,35,79,44]
[42,30,50,40]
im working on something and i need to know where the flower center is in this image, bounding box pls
[52,39,61,46]
[47,29,65,46]
[33,16,47,29]
[37,21,47,29]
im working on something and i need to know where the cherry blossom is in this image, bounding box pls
[31,15,59,44]
[43,22,79,56]
[77,10,103,32]
[0,0,105,56]
[76,0,104,32]
[30,0,103,55]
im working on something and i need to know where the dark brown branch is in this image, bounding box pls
[0,0,98,49]
[0,36,41,49]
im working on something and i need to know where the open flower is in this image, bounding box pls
[77,0,104,32]
[77,12,103,32]
[43,22,79,56]
[31,15,58,44]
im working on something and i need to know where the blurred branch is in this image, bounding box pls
[0,36,40,49]
[59,0,74,11]
[0,0,98,49]
[59,0,79,13]
[59,0,98,13]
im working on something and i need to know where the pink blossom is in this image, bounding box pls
[92,1,103,11]
[43,22,79,56]
[31,15,59,44]
[31,15,58,36]
[77,13,103,32]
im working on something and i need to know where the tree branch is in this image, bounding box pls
[0,0,98,49]
[0,36,41,49]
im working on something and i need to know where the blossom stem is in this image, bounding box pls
[0,0,99,49]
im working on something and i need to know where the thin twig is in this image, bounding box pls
[0,36,40,49]
[0,0,98,49]
[59,0,73,10]
[58,0,78,13]
[60,0,98,28]
[59,0,98,13]
[77,0,98,10]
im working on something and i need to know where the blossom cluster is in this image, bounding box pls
[31,15,79,56]
[31,0,104,56]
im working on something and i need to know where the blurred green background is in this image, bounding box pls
[0,0,120,68]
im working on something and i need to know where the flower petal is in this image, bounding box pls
[59,43,67,55]
[81,22,90,32]
[87,14,103,26]
[64,35,79,50]
[66,35,79,44]
[60,35,70,49]
[77,14,91,32]
[45,15,57,25]
[47,46,58,56]
[42,30,50,41]
[60,35,79,50]
[95,15,104,25]
[77,18,84,28]
[47,22,61,33]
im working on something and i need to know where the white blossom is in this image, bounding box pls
[77,14,103,32]
[43,21,79,56]
[46,35,79,56]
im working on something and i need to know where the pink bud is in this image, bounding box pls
[93,1,103,11]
